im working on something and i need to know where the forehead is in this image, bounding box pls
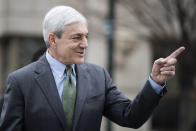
[63,22,88,35]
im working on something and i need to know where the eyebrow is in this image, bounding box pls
[71,33,88,37]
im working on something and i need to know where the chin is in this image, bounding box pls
[74,59,84,64]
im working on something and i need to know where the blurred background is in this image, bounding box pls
[0,0,196,131]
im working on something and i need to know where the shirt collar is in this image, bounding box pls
[46,50,76,78]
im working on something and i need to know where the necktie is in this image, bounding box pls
[62,66,76,131]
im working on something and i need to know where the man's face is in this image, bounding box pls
[49,22,88,65]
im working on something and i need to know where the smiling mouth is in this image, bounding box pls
[77,52,85,56]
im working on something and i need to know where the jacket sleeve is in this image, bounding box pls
[103,68,164,129]
[0,74,24,131]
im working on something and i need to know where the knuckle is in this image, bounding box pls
[155,58,164,64]
[155,59,160,63]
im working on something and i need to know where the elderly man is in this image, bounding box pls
[0,6,185,131]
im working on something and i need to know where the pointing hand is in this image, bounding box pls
[151,47,185,85]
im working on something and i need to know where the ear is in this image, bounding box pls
[48,33,57,48]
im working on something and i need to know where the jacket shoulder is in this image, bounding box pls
[80,62,106,73]
[8,61,37,80]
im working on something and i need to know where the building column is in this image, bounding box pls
[7,37,20,75]
[0,39,3,95]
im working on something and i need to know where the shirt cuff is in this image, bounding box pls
[148,76,166,95]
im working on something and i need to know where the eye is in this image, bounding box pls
[72,36,81,40]
[73,36,80,39]
[71,33,88,41]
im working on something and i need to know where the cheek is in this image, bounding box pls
[70,43,79,50]
[56,42,78,57]
[56,45,68,57]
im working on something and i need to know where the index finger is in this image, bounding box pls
[166,46,185,60]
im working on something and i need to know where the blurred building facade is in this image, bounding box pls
[0,0,152,131]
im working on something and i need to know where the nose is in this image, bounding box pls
[80,38,88,49]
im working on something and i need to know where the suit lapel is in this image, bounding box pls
[72,64,89,131]
[34,55,68,131]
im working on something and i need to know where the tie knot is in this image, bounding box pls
[66,66,72,77]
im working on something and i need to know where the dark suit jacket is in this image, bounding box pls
[0,97,3,114]
[0,55,164,131]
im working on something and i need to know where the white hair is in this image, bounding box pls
[43,6,87,48]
